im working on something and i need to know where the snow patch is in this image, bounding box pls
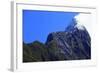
[75,24,85,30]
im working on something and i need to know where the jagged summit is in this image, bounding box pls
[65,18,86,32]
[74,24,86,30]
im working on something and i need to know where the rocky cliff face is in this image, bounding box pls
[23,18,91,62]
[46,20,91,60]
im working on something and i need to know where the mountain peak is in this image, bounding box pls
[65,17,86,32]
[74,24,86,30]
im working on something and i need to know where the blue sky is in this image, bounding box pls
[23,10,79,43]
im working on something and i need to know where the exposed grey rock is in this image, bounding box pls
[46,19,91,60]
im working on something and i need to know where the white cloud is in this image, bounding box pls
[74,13,92,36]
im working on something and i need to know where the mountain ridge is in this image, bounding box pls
[23,18,91,62]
